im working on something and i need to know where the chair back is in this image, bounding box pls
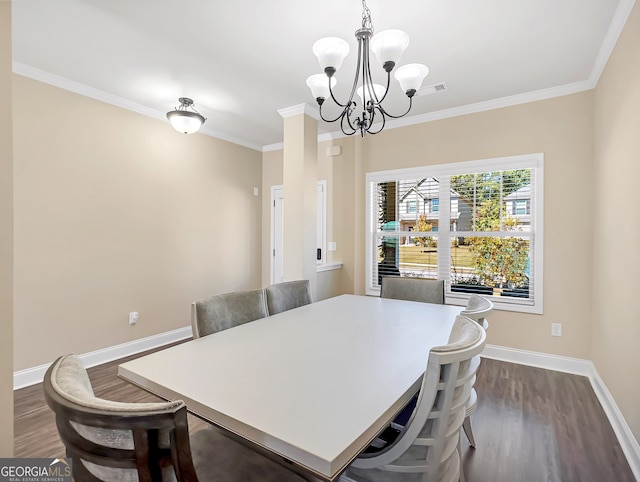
[191,289,269,338]
[460,294,494,330]
[43,354,199,482]
[380,276,445,304]
[265,280,312,315]
[349,315,486,482]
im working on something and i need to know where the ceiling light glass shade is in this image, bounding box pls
[166,97,206,134]
[312,37,350,74]
[306,74,337,101]
[356,83,386,106]
[371,29,410,70]
[394,63,429,95]
[167,111,205,134]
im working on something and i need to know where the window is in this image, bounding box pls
[366,154,543,314]
[515,200,528,215]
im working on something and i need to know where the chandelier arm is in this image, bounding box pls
[362,42,386,107]
[377,96,414,119]
[339,32,366,113]
[327,79,349,109]
[345,105,361,134]
[365,105,387,135]
[340,113,358,136]
[326,32,365,110]
[319,102,354,124]
[359,38,375,133]
[374,70,392,105]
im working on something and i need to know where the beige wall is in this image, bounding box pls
[13,76,263,370]
[593,3,640,441]
[358,93,595,359]
[266,92,595,359]
[0,1,14,456]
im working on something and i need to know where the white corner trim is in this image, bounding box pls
[13,326,192,390]
[482,344,640,480]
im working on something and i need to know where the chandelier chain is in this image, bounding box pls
[361,0,373,32]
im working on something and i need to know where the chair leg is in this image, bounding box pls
[458,438,466,482]
[462,415,476,448]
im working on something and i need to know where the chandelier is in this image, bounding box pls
[166,97,206,134]
[306,0,428,137]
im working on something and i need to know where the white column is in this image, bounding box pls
[278,104,318,294]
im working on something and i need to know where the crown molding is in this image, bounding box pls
[15,0,634,154]
[262,79,593,152]
[277,103,320,120]
[12,62,263,152]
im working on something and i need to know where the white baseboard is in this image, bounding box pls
[482,344,594,376]
[13,326,192,390]
[589,367,640,481]
[482,344,640,480]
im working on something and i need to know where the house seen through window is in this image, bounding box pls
[366,154,543,314]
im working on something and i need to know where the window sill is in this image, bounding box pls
[317,262,343,273]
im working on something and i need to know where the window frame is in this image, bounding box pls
[365,153,544,314]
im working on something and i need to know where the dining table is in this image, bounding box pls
[118,294,462,481]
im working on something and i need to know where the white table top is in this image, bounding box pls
[118,294,461,480]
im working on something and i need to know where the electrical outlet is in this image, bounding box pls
[129,312,139,325]
[551,323,562,337]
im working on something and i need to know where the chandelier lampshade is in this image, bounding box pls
[166,97,206,134]
[306,74,337,104]
[395,63,430,95]
[306,0,428,136]
[370,29,410,71]
[312,37,350,75]
[356,83,386,106]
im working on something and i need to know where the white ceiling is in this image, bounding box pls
[11,0,635,151]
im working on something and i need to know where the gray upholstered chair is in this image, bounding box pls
[345,315,486,482]
[265,280,312,315]
[459,294,493,450]
[43,354,308,482]
[380,276,445,304]
[191,289,269,338]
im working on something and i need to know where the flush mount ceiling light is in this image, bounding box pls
[306,0,429,137]
[166,97,206,134]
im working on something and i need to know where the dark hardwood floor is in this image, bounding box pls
[15,353,635,481]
